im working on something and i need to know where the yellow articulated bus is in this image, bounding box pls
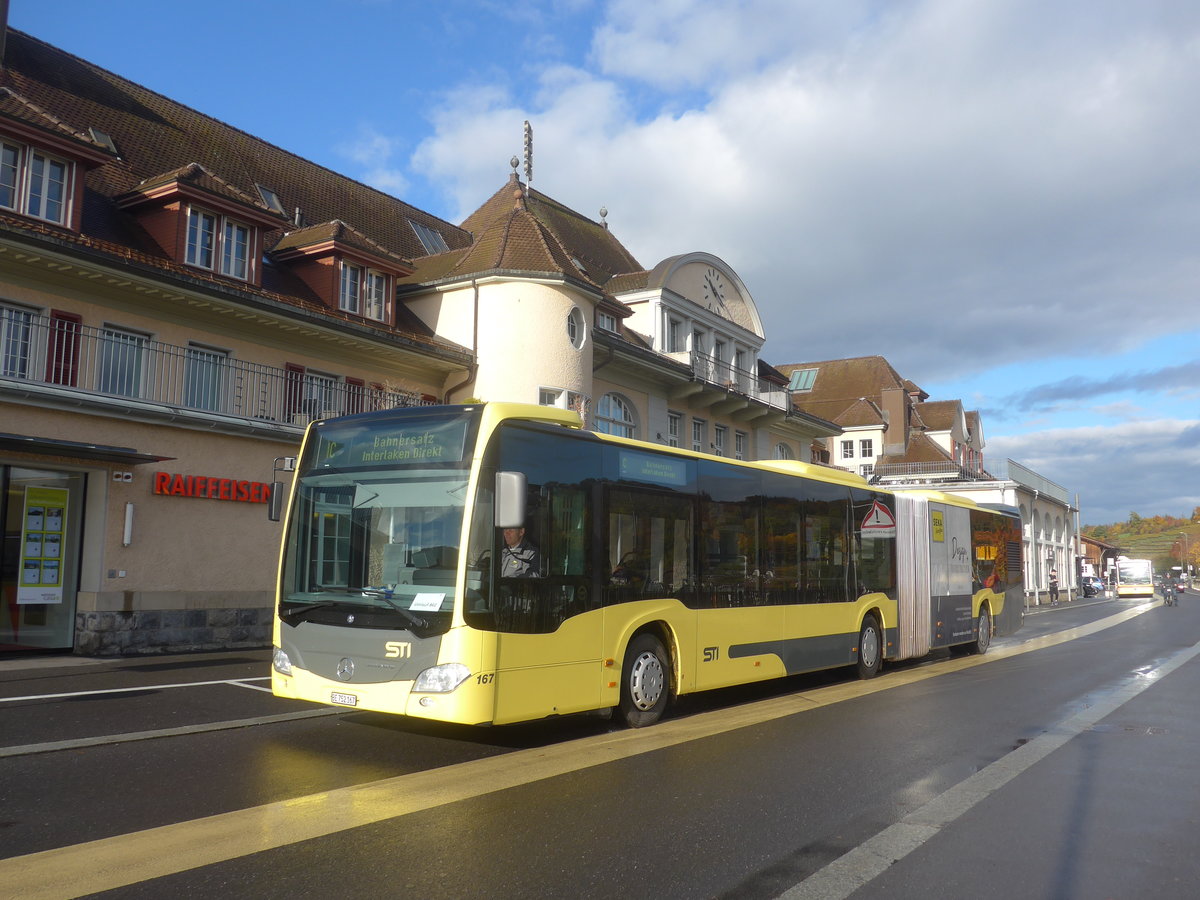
[271,403,1024,727]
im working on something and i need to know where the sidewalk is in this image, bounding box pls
[1024,590,1122,615]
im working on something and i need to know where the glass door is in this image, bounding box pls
[1,466,85,650]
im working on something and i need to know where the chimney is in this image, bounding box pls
[881,387,909,456]
[0,0,10,68]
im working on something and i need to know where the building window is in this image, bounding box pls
[714,425,727,457]
[788,368,818,392]
[98,326,149,398]
[539,388,562,407]
[339,262,361,313]
[0,141,72,225]
[186,207,253,280]
[304,370,340,418]
[596,392,635,438]
[841,440,854,459]
[339,263,390,322]
[597,310,617,332]
[567,307,585,349]
[735,431,747,460]
[27,151,69,223]
[409,219,450,254]
[0,142,19,211]
[667,411,681,447]
[692,330,705,354]
[859,439,873,458]
[775,442,794,460]
[364,270,388,321]
[184,344,229,412]
[692,418,706,453]
[0,302,37,378]
[221,219,251,280]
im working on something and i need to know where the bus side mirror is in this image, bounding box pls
[267,456,296,522]
[267,483,285,522]
[495,471,526,528]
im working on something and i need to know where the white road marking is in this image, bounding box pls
[0,677,270,703]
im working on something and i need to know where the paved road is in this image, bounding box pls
[1,593,1196,899]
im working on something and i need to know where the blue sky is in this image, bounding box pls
[11,0,1200,525]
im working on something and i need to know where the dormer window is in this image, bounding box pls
[597,310,617,332]
[1,139,72,225]
[186,206,252,280]
[339,261,390,323]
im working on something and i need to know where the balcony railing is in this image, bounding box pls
[870,461,992,483]
[0,310,432,427]
[667,350,792,411]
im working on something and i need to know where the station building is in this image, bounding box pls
[0,24,837,657]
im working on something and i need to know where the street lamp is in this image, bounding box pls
[1181,533,1190,585]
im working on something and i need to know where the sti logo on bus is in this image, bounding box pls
[385,641,412,659]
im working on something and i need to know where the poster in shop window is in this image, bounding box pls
[17,487,68,605]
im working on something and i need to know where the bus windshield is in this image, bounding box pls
[278,408,479,637]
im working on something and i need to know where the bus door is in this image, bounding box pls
[490,482,603,724]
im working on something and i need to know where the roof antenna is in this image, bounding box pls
[522,120,533,196]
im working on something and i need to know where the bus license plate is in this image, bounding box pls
[330,691,358,707]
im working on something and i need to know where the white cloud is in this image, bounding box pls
[404,0,1200,521]
[336,127,410,198]
[989,419,1200,525]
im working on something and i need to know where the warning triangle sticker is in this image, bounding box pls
[862,499,897,536]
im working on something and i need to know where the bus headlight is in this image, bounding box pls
[413,662,470,693]
[272,647,293,675]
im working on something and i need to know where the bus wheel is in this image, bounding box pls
[619,634,669,727]
[856,615,882,679]
[967,607,992,655]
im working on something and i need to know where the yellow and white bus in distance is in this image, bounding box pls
[1115,557,1154,598]
[271,403,1024,727]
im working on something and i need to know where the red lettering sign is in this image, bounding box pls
[152,472,272,503]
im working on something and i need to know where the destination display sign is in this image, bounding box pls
[618,449,688,487]
[313,415,471,469]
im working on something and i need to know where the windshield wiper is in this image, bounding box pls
[347,586,430,630]
[279,600,338,625]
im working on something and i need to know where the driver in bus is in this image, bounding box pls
[501,526,541,578]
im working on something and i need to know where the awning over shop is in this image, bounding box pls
[0,433,174,465]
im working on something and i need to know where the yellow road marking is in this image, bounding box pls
[0,602,1156,899]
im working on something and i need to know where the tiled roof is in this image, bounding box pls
[461,175,642,286]
[0,29,470,261]
[272,219,412,269]
[914,399,960,432]
[400,175,631,318]
[875,431,953,466]
[777,355,910,421]
[833,397,885,427]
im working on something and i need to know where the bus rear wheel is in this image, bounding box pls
[856,615,882,679]
[966,607,992,655]
[618,633,670,727]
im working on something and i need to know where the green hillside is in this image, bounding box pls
[1084,512,1200,573]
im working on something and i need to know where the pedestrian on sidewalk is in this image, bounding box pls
[1049,569,1060,605]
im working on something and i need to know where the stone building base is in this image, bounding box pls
[73,607,273,656]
